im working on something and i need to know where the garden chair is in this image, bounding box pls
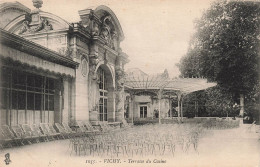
[62,122,80,137]
[21,124,41,143]
[30,124,49,142]
[82,121,101,134]
[0,129,13,148]
[1,125,23,146]
[76,121,92,136]
[55,123,72,138]
[70,137,87,156]
[39,123,58,140]
[13,125,40,145]
[11,125,33,145]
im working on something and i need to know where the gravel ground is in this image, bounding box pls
[0,125,259,167]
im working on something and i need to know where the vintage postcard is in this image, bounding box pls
[0,0,259,166]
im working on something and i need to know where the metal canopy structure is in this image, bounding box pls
[124,69,217,124]
[124,72,169,90]
[125,72,217,94]
[164,78,217,94]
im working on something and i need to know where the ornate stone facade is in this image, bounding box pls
[0,2,128,125]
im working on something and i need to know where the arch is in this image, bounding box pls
[0,1,30,13]
[162,90,178,97]
[0,1,30,29]
[95,63,115,122]
[134,91,157,97]
[95,61,115,88]
[94,5,124,41]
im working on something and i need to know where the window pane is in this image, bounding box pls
[35,75,42,89]
[16,72,26,90]
[144,107,147,118]
[12,91,17,109]
[104,114,107,121]
[0,88,7,109]
[48,78,54,90]
[12,71,17,87]
[99,105,103,114]
[45,78,49,90]
[99,114,103,121]
[104,99,107,114]
[27,74,35,91]
[49,95,54,111]
[35,93,42,110]
[27,92,34,110]
[45,95,49,110]
[104,76,107,90]
[18,91,26,110]
[1,68,10,88]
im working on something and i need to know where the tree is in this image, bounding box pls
[178,0,260,118]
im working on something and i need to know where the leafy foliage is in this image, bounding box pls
[178,0,260,118]
[179,0,260,95]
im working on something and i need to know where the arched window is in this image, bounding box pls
[98,68,108,121]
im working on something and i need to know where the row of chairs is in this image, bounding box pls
[202,119,239,129]
[69,123,204,157]
[0,122,86,148]
[0,120,131,149]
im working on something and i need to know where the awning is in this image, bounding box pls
[124,69,216,95]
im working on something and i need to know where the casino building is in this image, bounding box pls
[0,1,128,126]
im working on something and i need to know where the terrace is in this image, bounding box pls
[0,120,259,167]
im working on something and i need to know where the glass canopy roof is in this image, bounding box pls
[124,68,217,94]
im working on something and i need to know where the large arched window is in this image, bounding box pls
[98,68,108,121]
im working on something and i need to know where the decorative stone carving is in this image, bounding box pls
[88,44,99,80]
[88,74,100,115]
[81,58,88,77]
[99,15,118,50]
[18,17,53,34]
[92,21,100,36]
[58,47,73,58]
[111,30,118,50]
[18,20,30,34]
[115,67,125,122]
[32,0,43,9]
[115,68,125,91]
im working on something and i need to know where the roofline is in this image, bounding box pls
[0,28,79,69]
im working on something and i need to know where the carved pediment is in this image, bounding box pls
[78,5,124,51]
[4,11,70,35]
[18,15,53,35]
[99,15,119,50]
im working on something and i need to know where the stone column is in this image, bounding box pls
[177,92,182,123]
[129,93,135,124]
[70,78,76,125]
[62,77,69,124]
[157,90,162,124]
[115,54,125,122]
[88,79,99,122]
[88,42,100,123]
[115,85,124,122]
[107,87,115,122]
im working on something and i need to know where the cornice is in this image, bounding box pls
[0,28,79,69]
[71,23,91,39]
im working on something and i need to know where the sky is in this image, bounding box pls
[2,0,214,77]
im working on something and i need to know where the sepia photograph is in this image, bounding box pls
[0,0,259,166]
